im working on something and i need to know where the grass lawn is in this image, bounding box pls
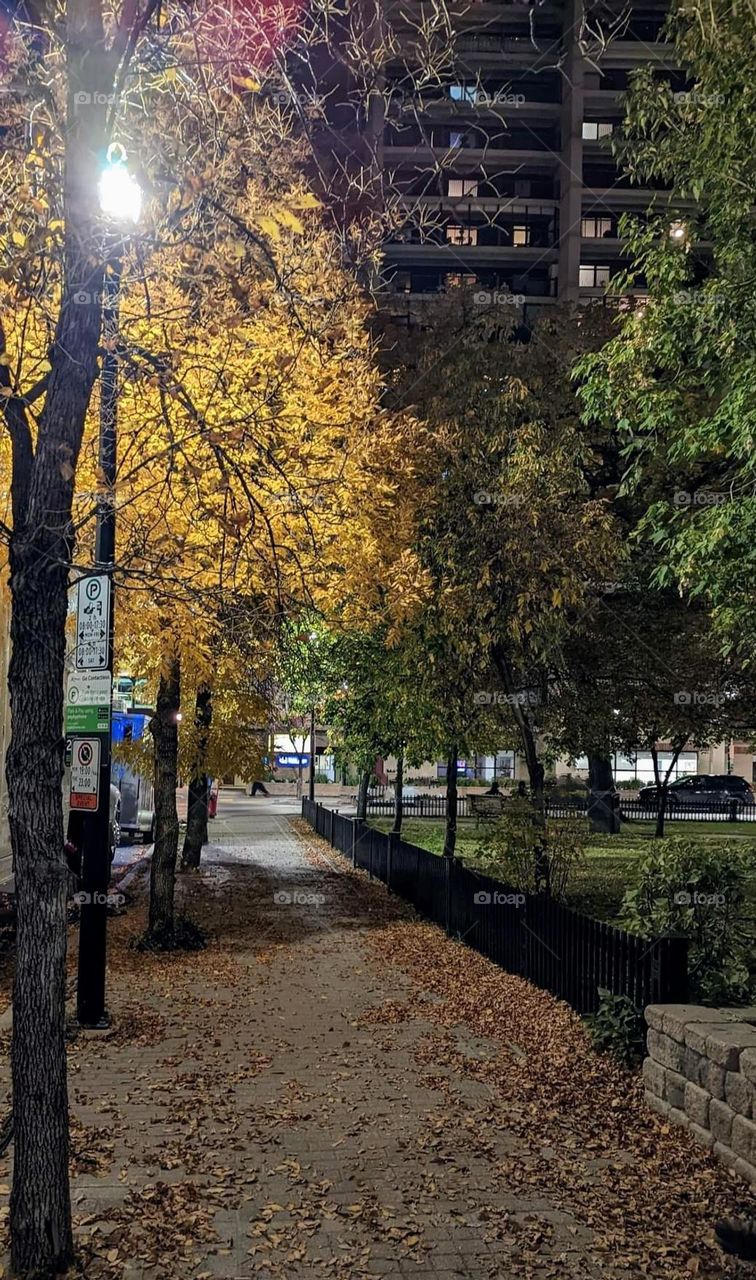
[369,816,756,924]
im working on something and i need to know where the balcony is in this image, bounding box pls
[384,145,560,170]
[596,40,678,68]
[383,241,558,264]
[398,194,559,215]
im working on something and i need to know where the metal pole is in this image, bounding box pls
[308,705,316,802]
[76,256,120,1028]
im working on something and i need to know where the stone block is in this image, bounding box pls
[684,1081,710,1128]
[685,1021,734,1054]
[700,1059,727,1100]
[710,1099,735,1145]
[664,1068,687,1109]
[724,1007,756,1025]
[688,1122,714,1151]
[648,1029,686,1073]
[645,1005,666,1033]
[725,1071,754,1118]
[641,1055,665,1098]
[734,1157,756,1187]
[669,1106,689,1132]
[713,1141,738,1170]
[731,1114,756,1163]
[741,1048,756,1087]
[682,1046,703,1083]
[645,1091,670,1120]
[662,1005,721,1042]
[705,1024,756,1070]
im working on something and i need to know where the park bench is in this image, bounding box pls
[469,793,506,826]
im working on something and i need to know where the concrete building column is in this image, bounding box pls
[558,0,586,301]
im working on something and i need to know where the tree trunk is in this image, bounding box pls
[181,685,212,870]
[443,749,458,858]
[391,748,404,836]
[651,744,667,838]
[491,644,549,891]
[148,654,181,940]
[4,5,111,1259]
[6,545,75,1276]
[587,753,619,834]
[355,769,370,820]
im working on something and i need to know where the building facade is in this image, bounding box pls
[373,0,686,319]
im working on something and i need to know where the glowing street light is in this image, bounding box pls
[668,220,687,243]
[98,144,142,223]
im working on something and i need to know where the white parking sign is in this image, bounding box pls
[75,575,110,670]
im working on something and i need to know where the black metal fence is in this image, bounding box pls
[302,800,689,1016]
[367,792,756,824]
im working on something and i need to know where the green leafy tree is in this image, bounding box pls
[578,0,756,659]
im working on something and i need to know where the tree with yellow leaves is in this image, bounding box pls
[0,0,425,1269]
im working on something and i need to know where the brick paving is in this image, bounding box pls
[0,808,751,1279]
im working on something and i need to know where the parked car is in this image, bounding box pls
[638,774,754,810]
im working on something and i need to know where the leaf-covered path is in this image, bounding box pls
[0,809,753,1279]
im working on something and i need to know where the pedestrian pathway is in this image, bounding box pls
[0,814,751,1279]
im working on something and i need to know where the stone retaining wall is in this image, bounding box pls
[644,1004,756,1186]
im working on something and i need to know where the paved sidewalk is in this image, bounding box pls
[0,815,751,1279]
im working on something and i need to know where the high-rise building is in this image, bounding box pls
[360,0,691,321]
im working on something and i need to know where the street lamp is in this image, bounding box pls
[76,145,142,1028]
[98,146,142,223]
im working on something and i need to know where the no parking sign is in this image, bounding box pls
[70,738,101,810]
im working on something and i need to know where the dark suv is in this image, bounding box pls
[638,774,754,811]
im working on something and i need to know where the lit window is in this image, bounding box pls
[449,84,477,102]
[449,131,464,148]
[579,263,611,288]
[446,225,478,245]
[581,216,614,238]
[447,178,479,197]
[444,272,477,288]
[582,121,614,140]
[512,225,530,246]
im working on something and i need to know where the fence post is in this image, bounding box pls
[351,819,358,868]
[444,855,452,936]
[368,828,373,880]
[387,832,395,894]
[328,806,335,847]
[660,934,689,1003]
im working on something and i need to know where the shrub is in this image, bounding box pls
[619,838,754,1004]
[587,989,645,1067]
[474,800,587,900]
